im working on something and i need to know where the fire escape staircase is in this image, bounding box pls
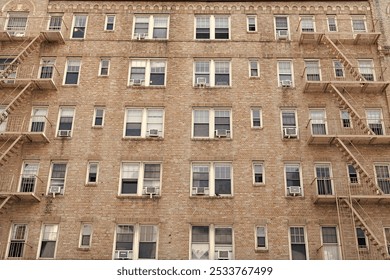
[340,198,389,259]
[0,135,23,167]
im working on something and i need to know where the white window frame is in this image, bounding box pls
[5,12,28,33]
[340,110,352,129]
[277,60,294,87]
[0,106,7,132]
[123,108,164,138]
[320,226,341,260]
[86,162,99,185]
[113,224,159,260]
[253,162,265,185]
[92,107,105,127]
[79,223,92,248]
[333,60,345,78]
[249,60,260,77]
[193,59,231,87]
[132,15,170,40]
[347,164,359,185]
[128,59,167,87]
[327,16,338,32]
[71,14,88,39]
[119,162,162,196]
[247,15,257,32]
[56,107,75,137]
[374,163,390,195]
[99,58,110,76]
[30,107,48,134]
[37,224,59,259]
[104,14,116,31]
[6,223,28,259]
[304,59,321,81]
[384,227,390,256]
[47,162,68,195]
[251,108,262,129]
[356,227,369,250]
[281,109,298,139]
[18,161,40,193]
[274,15,290,40]
[352,16,367,32]
[38,57,56,79]
[194,15,230,40]
[310,108,327,135]
[358,59,375,81]
[190,162,233,197]
[284,163,303,197]
[300,16,315,32]
[190,225,234,260]
[192,108,232,139]
[63,58,81,85]
[314,163,334,195]
[255,226,268,250]
[289,226,309,260]
[48,14,63,31]
[366,108,384,135]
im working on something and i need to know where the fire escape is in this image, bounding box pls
[299,18,390,259]
[0,15,65,214]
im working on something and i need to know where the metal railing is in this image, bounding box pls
[296,18,378,34]
[301,67,387,83]
[0,174,15,192]
[0,63,60,83]
[0,114,53,137]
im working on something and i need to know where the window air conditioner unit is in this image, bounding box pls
[148,129,159,137]
[136,33,147,40]
[11,31,25,37]
[288,186,301,196]
[58,130,71,137]
[144,187,158,195]
[196,77,208,87]
[277,30,288,39]
[193,187,209,195]
[281,80,292,87]
[283,127,298,138]
[217,250,230,260]
[215,129,229,138]
[49,186,61,194]
[129,79,144,86]
[115,250,132,260]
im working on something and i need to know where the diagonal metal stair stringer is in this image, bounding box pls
[0,135,23,167]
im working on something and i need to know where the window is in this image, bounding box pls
[79,224,92,248]
[352,17,366,32]
[285,163,302,196]
[99,59,110,76]
[38,224,59,259]
[192,108,232,139]
[366,109,384,135]
[289,227,307,260]
[0,57,17,80]
[64,58,81,85]
[105,15,115,31]
[6,12,28,34]
[129,59,166,86]
[333,60,344,78]
[275,16,289,39]
[7,224,27,258]
[114,224,158,259]
[48,163,67,195]
[321,227,341,260]
[247,16,257,32]
[253,163,264,185]
[71,15,87,39]
[348,165,358,184]
[300,16,315,32]
[195,15,230,40]
[120,162,161,196]
[133,15,169,39]
[341,110,351,128]
[356,228,368,249]
[384,228,390,255]
[358,59,375,81]
[39,58,55,79]
[48,15,62,31]
[191,225,233,260]
[305,60,321,81]
[93,107,105,127]
[57,107,75,137]
[19,162,39,192]
[86,162,99,184]
[0,106,7,132]
[310,109,327,135]
[249,60,259,77]
[251,108,262,128]
[327,16,337,32]
[191,162,232,196]
[277,60,293,86]
[30,107,48,133]
[124,108,164,138]
[315,163,333,195]
[375,164,390,194]
[281,110,298,138]
[194,60,230,87]
[256,226,267,250]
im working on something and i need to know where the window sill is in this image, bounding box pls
[92,126,104,129]
[117,195,161,199]
[190,195,233,199]
[193,86,232,89]
[132,38,168,41]
[62,84,79,87]
[85,183,98,187]
[285,195,304,199]
[77,247,90,251]
[192,138,232,141]
[249,76,260,79]
[251,127,263,130]
[255,248,269,253]
[253,183,265,187]
[194,39,231,42]
[128,85,166,89]
[98,75,109,78]
[55,137,73,140]
[122,137,164,141]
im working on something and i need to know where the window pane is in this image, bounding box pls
[192,226,209,242]
[215,228,232,245]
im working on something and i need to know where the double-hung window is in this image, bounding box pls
[71,15,87,39]
[253,162,264,185]
[289,226,308,260]
[356,228,368,249]
[38,224,59,259]
[86,162,99,184]
[99,59,110,76]
[281,110,298,138]
[375,164,390,194]
[48,162,67,195]
[333,60,344,78]
[384,228,390,255]
[247,16,257,32]
[7,224,27,258]
[321,227,341,260]
[310,109,327,135]
[305,60,321,81]
[327,16,337,32]
[347,164,358,184]
[251,108,262,128]
[275,16,289,39]
[79,224,92,248]
[277,60,293,87]
[256,226,267,250]
[105,15,115,31]
[6,12,28,35]
[315,163,333,195]
[129,59,166,86]
[48,15,63,31]
[352,17,366,32]
[192,108,232,139]
[124,108,164,138]
[64,58,81,85]
[191,162,232,196]
[30,107,48,133]
[195,15,230,40]
[57,107,75,137]
[358,59,375,81]
[120,162,161,196]
[366,109,384,135]
[93,107,105,127]
[285,163,302,196]
[300,16,315,32]
[133,15,169,39]
[194,60,230,87]
[39,58,55,79]
[19,162,39,192]
[341,110,351,128]
[114,224,158,260]
[249,60,259,77]
[191,225,233,260]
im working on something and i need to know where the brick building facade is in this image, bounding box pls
[0,0,389,260]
